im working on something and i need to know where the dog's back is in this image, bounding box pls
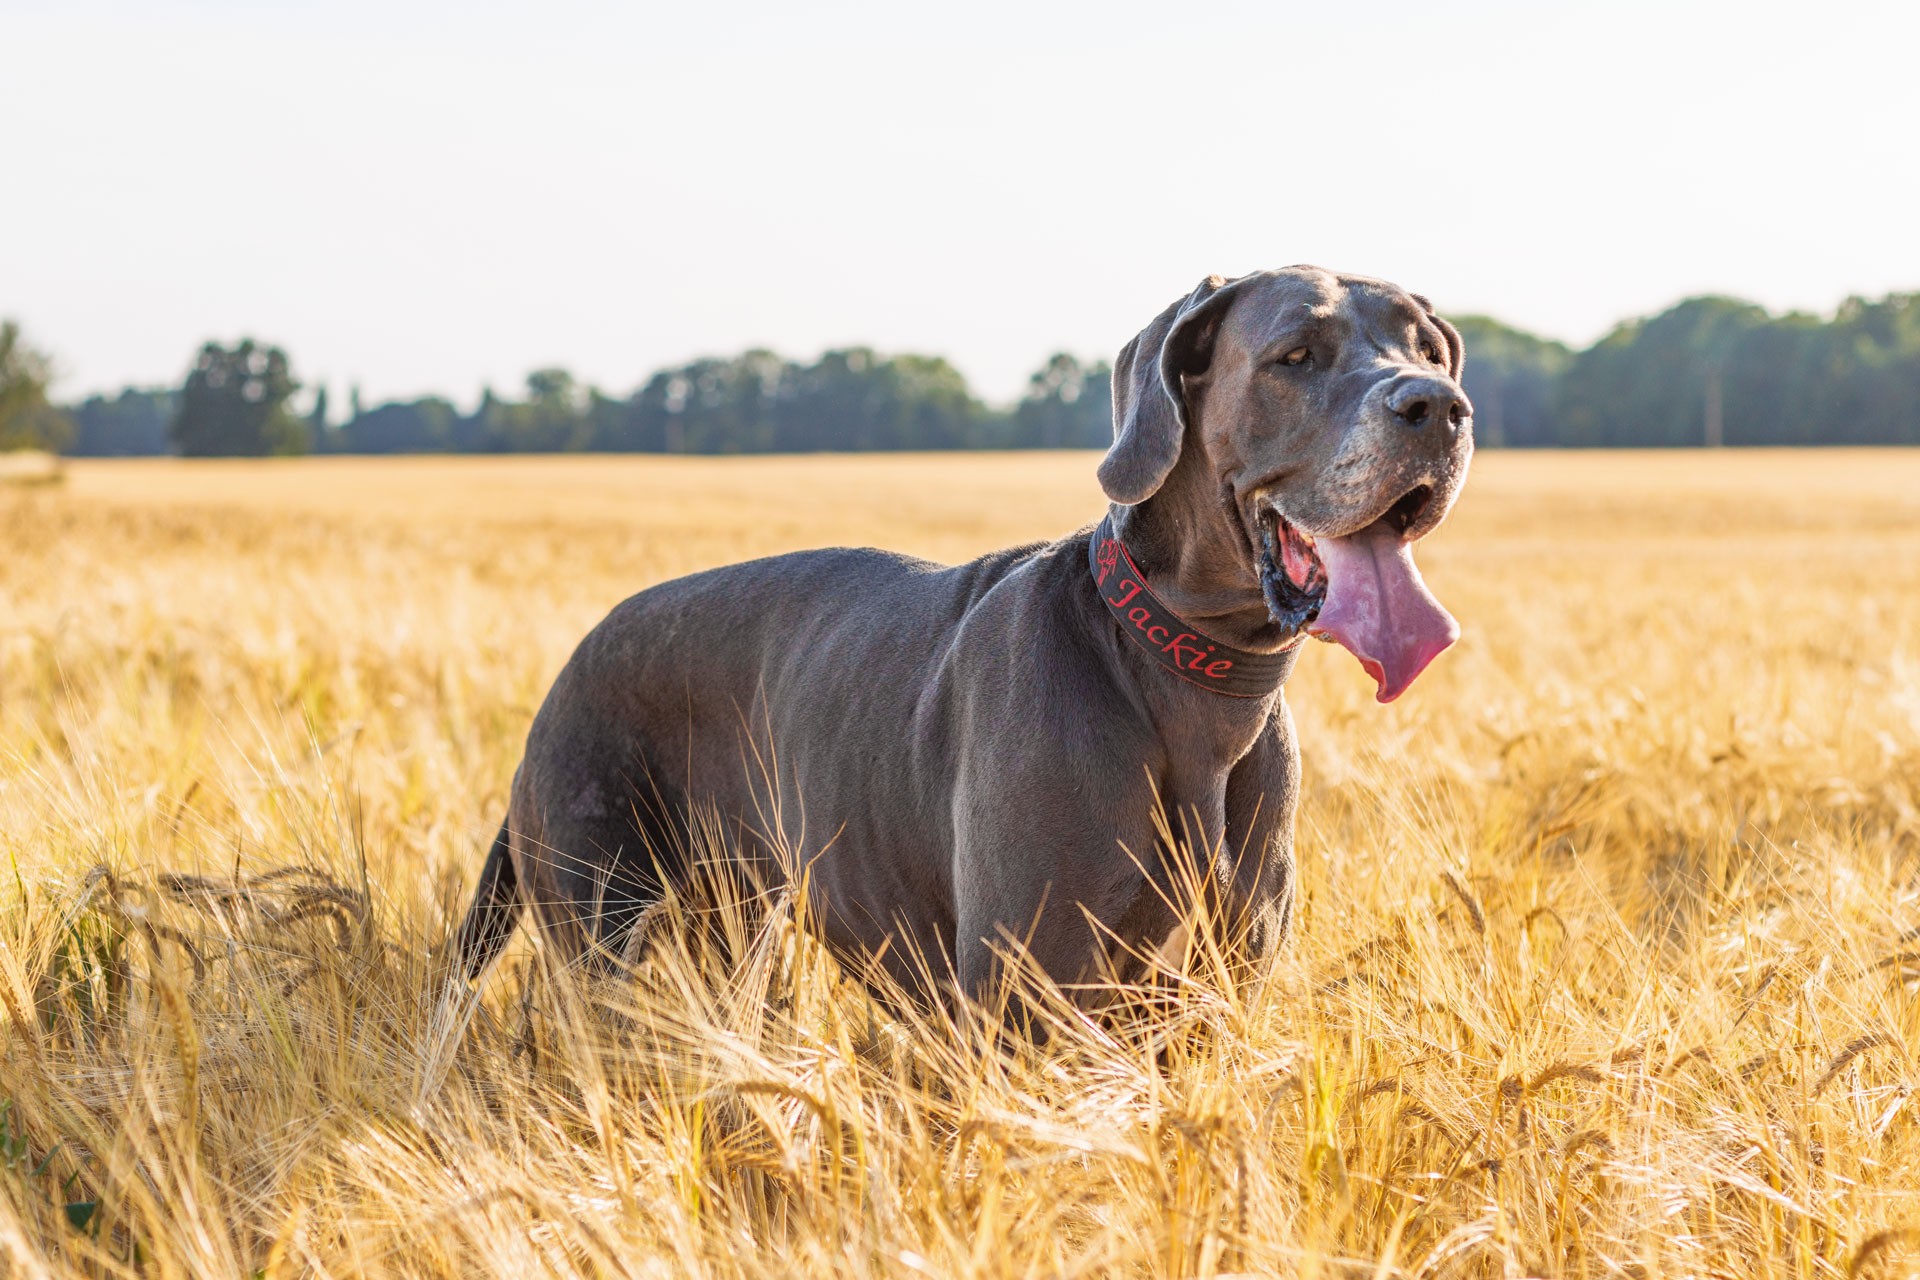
[459,537,1059,981]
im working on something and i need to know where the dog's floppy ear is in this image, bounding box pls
[1412,294,1466,380]
[1098,274,1247,505]
[1433,312,1465,381]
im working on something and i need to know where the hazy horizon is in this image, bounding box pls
[7,0,1917,408]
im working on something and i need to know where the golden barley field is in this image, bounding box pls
[4,448,1920,1279]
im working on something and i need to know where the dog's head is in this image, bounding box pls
[1099,267,1474,702]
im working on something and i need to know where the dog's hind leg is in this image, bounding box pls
[452,820,522,980]
[509,756,695,972]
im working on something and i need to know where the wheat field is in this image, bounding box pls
[3,449,1920,1279]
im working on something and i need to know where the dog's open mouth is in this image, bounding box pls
[1257,511,1327,636]
[1256,486,1459,703]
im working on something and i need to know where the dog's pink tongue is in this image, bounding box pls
[1309,523,1459,703]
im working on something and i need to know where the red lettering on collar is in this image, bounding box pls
[1087,516,1292,699]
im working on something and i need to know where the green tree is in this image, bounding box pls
[774,349,985,451]
[337,397,459,452]
[658,350,785,452]
[459,369,593,452]
[518,368,592,451]
[0,320,75,452]
[1799,294,1920,444]
[610,348,989,454]
[69,388,176,455]
[170,340,306,456]
[1446,317,1570,447]
[1007,353,1113,448]
[307,385,333,449]
[1554,298,1768,447]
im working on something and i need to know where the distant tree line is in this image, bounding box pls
[4,291,1919,456]
[313,350,1113,456]
[1455,293,1920,447]
[33,345,1113,458]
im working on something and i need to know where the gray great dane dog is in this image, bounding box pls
[453,266,1474,1004]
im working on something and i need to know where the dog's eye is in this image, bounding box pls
[1421,342,1443,366]
[1279,347,1311,368]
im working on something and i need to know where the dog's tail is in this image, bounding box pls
[451,820,521,980]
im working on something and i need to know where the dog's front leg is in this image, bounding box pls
[949,777,1173,1020]
[1219,704,1302,963]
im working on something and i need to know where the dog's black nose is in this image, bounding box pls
[1386,377,1470,430]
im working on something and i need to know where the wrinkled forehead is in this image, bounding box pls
[1224,266,1437,353]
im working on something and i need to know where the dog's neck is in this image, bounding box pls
[1090,515,1295,699]
[1108,459,1296,658]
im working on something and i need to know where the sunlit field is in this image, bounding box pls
[5,449,1920,1279]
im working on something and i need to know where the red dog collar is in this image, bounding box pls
[1088,516,1294,698]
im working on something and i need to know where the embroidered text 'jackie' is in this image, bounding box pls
[1087,516,1294,698]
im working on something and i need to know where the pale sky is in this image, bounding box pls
[6,0,1917,410]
